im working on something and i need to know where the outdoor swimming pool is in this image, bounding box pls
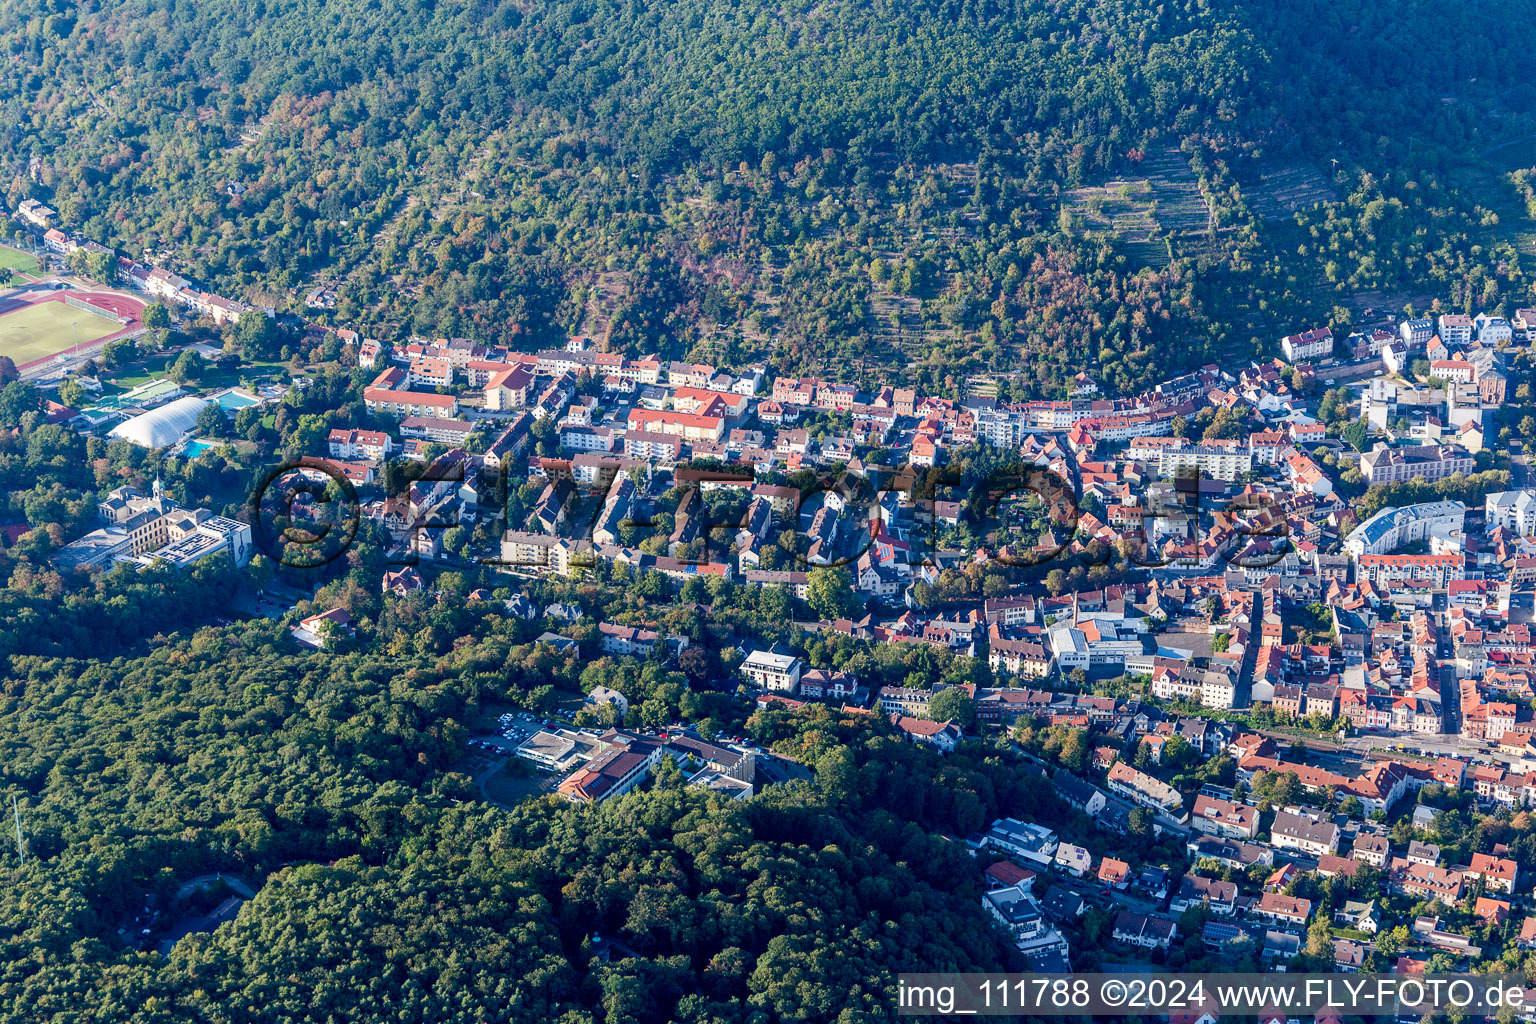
[214,390,260,412]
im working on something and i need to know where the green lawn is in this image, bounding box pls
[0,245,41,279]
[101,353,174,389]
[0,299,121,366]
[199,358,288,391]
[104,351,290,392]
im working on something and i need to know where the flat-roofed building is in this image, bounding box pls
[740,648,802,692]
[1157,445,1253,482]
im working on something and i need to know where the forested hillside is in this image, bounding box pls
[13,0,1528,167]
[0,614,1049,1023]
[8,0,1536,393]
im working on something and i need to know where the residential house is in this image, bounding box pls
[1269,810,1339,857]
[1190,795,1260,840]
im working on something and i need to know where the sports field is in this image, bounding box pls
[0,299,123,366]
[0,245,40,280]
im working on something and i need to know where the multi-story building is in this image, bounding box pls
[483,366,533,411]
[878,686,932,717]
[1356,552,1465,588]
[1253,891,1312,929]
[364,387,460,420]
[1486,490,1536,535]
[983,818,1059,868]
[1400,318,1434,348]
[1111,911,1177,950]
[1187,835,1274,872]
[1052,771,1107,815]
[141,513,254,569]
[1189,795,1259,839]
[407,355,454,389]
[499,531,577,574]
[58,482,252,572]
[17,198,56,227]
[597,623,686,659]
[771,377,817,406]
[1395,863,1463,904]
[560,425,616,452]
[1343,501,1466,558]
[328,428,394,462]
[622,430,683,462]
[1106,762,1186,820]
[1200,671,1237,710]
[988,638,1052,678]
[1351,835,1390,867]
[983,885,1071,961]
[1429,358,1475,384]
[1437,313,1474,346]
[1359,444,1474,486]
[399,417,475,445]
[626,409,725,442]
[1270,810,1339,857]
[556,734,664,803]
[1475,313,1513,345]
[1465,853,1519,894]
[1279,327,1334,363]
[1157,445,1253,482]
[1171,874,1237,916]
[740,649,803,692]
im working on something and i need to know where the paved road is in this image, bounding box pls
[1437,663,1460,735]
[1512,450,1533,490]
[175,873,256,900]
[1102,888,1167,918]
[2,279,63,297]
[1342,732,1484,758]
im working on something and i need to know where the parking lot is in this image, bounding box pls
[460,711,592,807]
[462,710,566,754]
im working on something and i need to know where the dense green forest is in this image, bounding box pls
[7,0,1536,393]
[0,616,1051,1023]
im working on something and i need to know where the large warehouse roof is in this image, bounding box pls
[108,396,209,448]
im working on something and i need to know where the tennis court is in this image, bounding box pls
[0,299,122,367]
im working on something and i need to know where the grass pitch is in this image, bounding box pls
[0,246,40,280]
[0,300,122,366]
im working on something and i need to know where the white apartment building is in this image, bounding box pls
[1279,327,1333,363]
[740,649,803,692]
[1438,314,1474,346]
[407,355,454,389]
[1201,671,1237,710]
[1399,318,1433,348]
[1157,445,1253,482]
[1269,810,1339,857]
[1343,501,1466,558]
[1356,552,1465,588]
[328,428,394,462]
[1486,490,1536,535]
[1475,313,1512,345]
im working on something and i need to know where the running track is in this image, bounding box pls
[5,289,147,375]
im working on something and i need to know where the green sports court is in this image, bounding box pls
[0,297,126,369]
